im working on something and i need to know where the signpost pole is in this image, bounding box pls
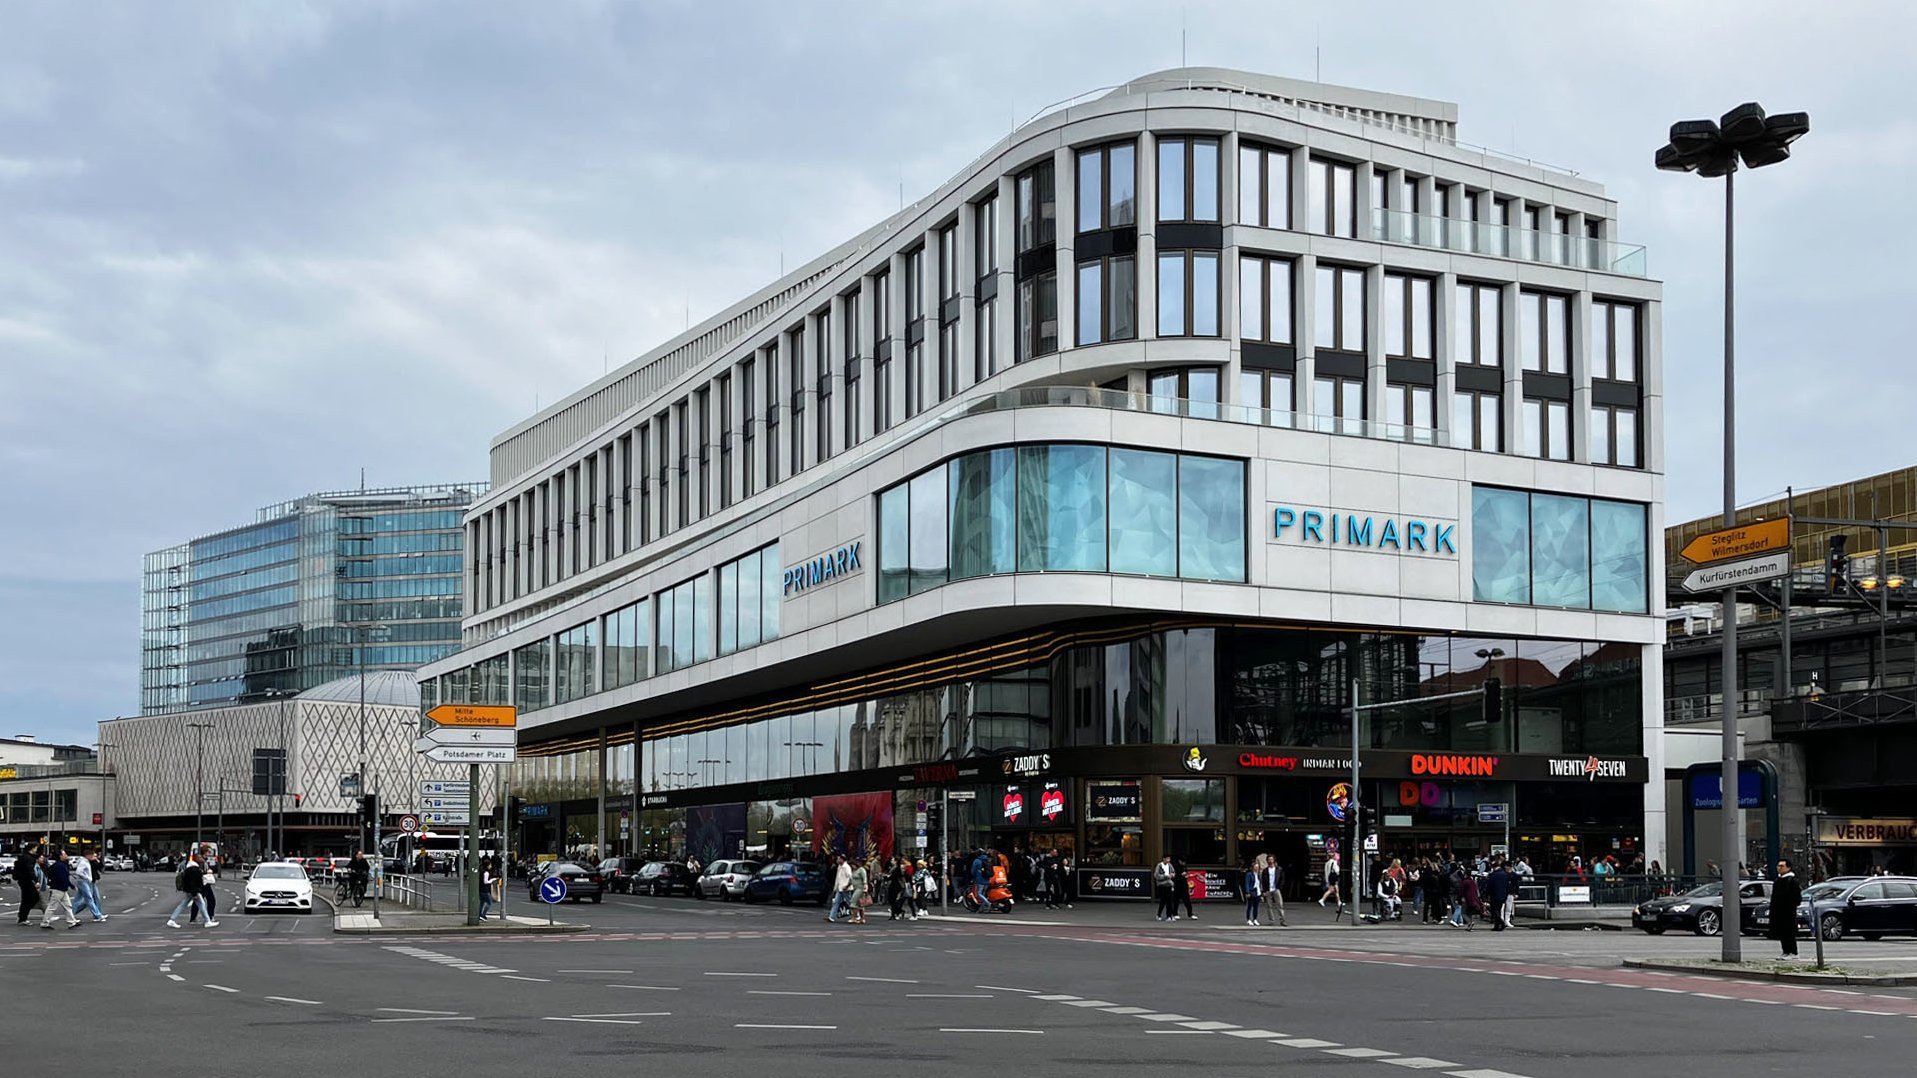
[941,788,949,917]
[465,763,482,925]
[1348,677,1361,925]
[501,775,511,921]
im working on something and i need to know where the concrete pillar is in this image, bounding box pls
[1571,290,1593,463]
[993,174,1016,373]
[1501,283,1523,455]
[955,200,978,393]
[1053,145,1076,353]
[885,251,907,430]
[1138,131,1159,342]
[1435,271,1458,445]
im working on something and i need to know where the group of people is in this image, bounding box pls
[1369,855,1523,930]
[942,847,1074,909]
[824,853,941,924]
[10,847,111,929]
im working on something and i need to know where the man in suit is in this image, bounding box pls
[1770,859,1803,957]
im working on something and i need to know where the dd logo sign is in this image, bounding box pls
[1398,781,1442,808]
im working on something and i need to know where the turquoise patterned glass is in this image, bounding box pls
[1178,455,1246,581]
[878,485,909,603]
[1529,493,1590,608]
[1471,487,1531,603]
[949,449,1014,580]
[1108,449,1177,576]
[1017,445,1107,572]
[1590,499,1648,613]
[908,468,950,594]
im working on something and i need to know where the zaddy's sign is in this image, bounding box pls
[783,541,863,596]
[1273,507,1457,555]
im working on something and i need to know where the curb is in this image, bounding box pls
[1622,958,1917,987]
[332,917,588,936]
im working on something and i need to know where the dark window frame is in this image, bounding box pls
[1156,248,1221,338]
[1075,254,1137,346]
[1314,263,1366,353]
[1238,252,1294,346]
[1075,139,1137,234]
[1156,135,1221,224]
[1382,272,1435,361]
[1237,141,1292,229]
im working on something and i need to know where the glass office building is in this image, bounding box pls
[142,482,487,714]
[423,69,1665,897]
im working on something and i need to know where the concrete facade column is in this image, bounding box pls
[1435,271,1458,444]
[1137,131,1159,343]
[1501,282,1524,456]
[993,174,1015,374]
[1053,145,1076,353]
[955,199,978,392]
[1365,263,1387,430]
[885,251,907,432]
[1295,253,1318,419]
[1571,290,1593,463]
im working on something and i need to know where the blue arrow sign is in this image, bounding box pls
[538,875,569,904]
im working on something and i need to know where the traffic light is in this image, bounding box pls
[1828,534,1850,591]
[357,794,379,821]
[508,796,527,825]
[1482,677,1503,724]
[291,792,303,809]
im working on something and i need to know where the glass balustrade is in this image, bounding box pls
[938,384,1453,448]
[1371,208,1648,277]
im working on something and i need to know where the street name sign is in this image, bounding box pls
[417,726,516,749]
[426,704,517,728]
[420,781,471,796]
[423,796,469,812]
[1681,551,1791,593]
[423,809,471,826]
[422,744,515,764]
[1680,518,1790,565]
[1478,802,1510,824]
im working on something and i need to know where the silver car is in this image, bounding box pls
[696,859,762,901]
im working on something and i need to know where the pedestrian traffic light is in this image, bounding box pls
[291,792,303,809]
[357,794,378,820]
[1482,677,1503,723]
[1828,534,1850,591]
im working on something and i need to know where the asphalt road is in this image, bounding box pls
[5,879,1916,1077]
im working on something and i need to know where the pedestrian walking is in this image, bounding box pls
[1173,855,1196,920]
[479,858,497,920]
[1770,859,1803,957]
[1243,857,1263,926]
[886,857,908,921]
[72,850,107,922]
[1318,851,1342,913]
[1152,855,1179,921]
[166,853,212,928]
[1260,856,1287,926]
[40,849,81,930]
[1484,860,1513,931]
[12,847,42,925]
[826,855,854,923]
[848,859,871,925]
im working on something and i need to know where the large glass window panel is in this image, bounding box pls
[634,597,652,681]
[950,448,1015,579]
[1529,493,1591,608]
[1521,399,1543,457]
[1158,139,1184,223]
[909,467,950,594]
[739,549,762,648]
[1178,455,1247,582]
[1471,487,1531,604]
[1340,272,1363,349]
[1411,278,1432,359]
[1314,266,1335,348]
[1107,449,1177,576]
[1156,253,1185,337]
[1076,261,1102,346]
[672,581,693,670]
[1239,256,1263,340]
[1590,499,1649,613]
[1238,144,1262,225]
[1616,408,1639,468]
[1077,147,1102,234]
[761,544,780,641]
[1545,295,1568,373]
[1547,401,1570,460]
[1520,293,1541,372]
[1188,367,1219,419]
[1192,139,1219,221]
[693,573,713,662]
[717,561,739,656]
[1192,252,1219,336]
[1615,305,1638,381]
[1591,407,1613,466]
[1108,255,1135,341]
[653,596,673,673]
[879,484,909,603]
[1592,306,1611,379]
[1016,445,1107,572]
[1109,143,1135,226]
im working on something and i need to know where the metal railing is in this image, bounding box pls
[942,384,1454,448]
[380,873,436,912]
[1371,209,1648,277]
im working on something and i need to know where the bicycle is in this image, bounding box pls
[335,875,366,908]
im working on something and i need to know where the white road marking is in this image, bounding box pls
[1033,994,1081,1001]
[608,985,681,991]
[848,976,918,983]
[1383,1060,1461,1071]
[1100,1007,1154,1015]
[557,969,633,974]
[1273,1038,1342,1048]
[1147,1030,1212,1035]
[544,1017,645,1025]
[203,984,238,993]
[1136,1013,1197,1022]
[1692,993,1735,1000]
[1642,987,1685,994]
[1794,1003,1842,1011]
[1177,1021,1241,1030]
[707,971,777,978]
[264,997,322,1005]
[372,1017,474,1023]
[166,974,184,982]
[1850,1010,1899,1016]
[500,975,551,982]
[748,990,832,996]
[1446,1070,1537,1078]
[1223,1029,1287,1038]
[1566,978,1601,984]
[1059,999,1117,1007]
[571,1013,671,1018]
[975,984,1037,993]
[379,1008,460,1015]
[909,993,993,999]
[941,1028,1043,1034]
[736,1023,837,1030]
[1326,1047,1398,1058]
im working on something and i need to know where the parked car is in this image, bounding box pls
[696,859,762,901]
[1796,875,1917,941]
[1632,879,1771,936]
[741,861,828,906]
[528,861,605,904]
[596,857,648,894]
[0,854,14,875]
[631,861,695,897]
[105,855,135,872]
[1750,876,1863,935]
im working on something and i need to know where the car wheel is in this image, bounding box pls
[1820,913,1845,941]
[779,887,794,906]
[591,895,602,904]
[1694,909,1721,937]
[1639,926,1665,935]
[742,888,757,904]
[695,885,706,900]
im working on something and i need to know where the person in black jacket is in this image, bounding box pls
[1484,862,1513,931]
[13,848,43,925]
[1770,860,1803,957]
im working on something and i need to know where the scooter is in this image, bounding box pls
[960,878,1016,914]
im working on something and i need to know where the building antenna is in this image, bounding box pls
[1181,8,1187,67]
[1315,25,1322,82]
[899,167,905,210]
[359,467,365,493]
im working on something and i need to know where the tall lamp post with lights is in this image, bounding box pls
[1656,102,1809,962]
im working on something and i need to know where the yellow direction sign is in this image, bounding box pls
[426,704,518,728]
[1679,518,1791,565]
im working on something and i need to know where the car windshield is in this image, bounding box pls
[1803,882,1850,901]
[1681,883,1724,898]
[252,865,306,880]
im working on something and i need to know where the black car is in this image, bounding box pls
[632,861,695,896]
[1797,876,1917,941]
[597,856,648,894]
[1632,879,1771,937]
[527,861,605,904]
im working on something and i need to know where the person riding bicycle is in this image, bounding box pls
[347,851,371,901]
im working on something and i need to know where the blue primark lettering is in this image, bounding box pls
[1274,507,1297,537]
[1433,524,1456,554]
[1407,521,1428,551]
[1302,511,1324,542]
[1379,519,1400,549]
[1273,506,1456,558]
[784,541,865,595]
[1346,515,1372,546]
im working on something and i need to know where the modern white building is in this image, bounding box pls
[420,68,1664,896]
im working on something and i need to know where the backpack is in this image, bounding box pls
[175,866,190,892]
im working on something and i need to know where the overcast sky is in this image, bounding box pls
[3,1,1910,746]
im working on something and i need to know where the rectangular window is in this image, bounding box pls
[1148,367,1222,419]
[1519,291,1569,373]
[554,620,596,705]
[1306,157,1356,237]
[1521,204,1541,261]
[717,375,732,509]
[843,293,861,448]
[673,401,688,527]
[1313,265,1365,352]
[1238,254,1293,344]
[905,247,924,420]
[1238,142,1291,228]
[787,332,805,474]
[975,195,999,381]
[1076,255,1136,345]
[1591,299,1639,382]
[1382,273,1434,360]
[1591,405,1639,467]
[873,270,893,432]
[716,542,780,656]
[1521,398,1572,460]
[975,293,998,382]
[1156,250,1218,337]
[1157,136,1220,223]
[1455,281,1502,367]
[845,354,862,450]
[762,345,779,486]
[1453,390,1502,451]
[1017,270,1058,361]
[1240,369,1294,423]
[815,311,834,462]
[1015,160,1056,252]
[1076,141,1136,232]
[1315,375,1366,433]
[938,223,960,402]
[1385,383,1435,436]
[695,387,710,519]
[739,360,755,498]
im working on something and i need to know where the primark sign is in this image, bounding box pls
[1273,506,1457,556]
[783,540,863,596]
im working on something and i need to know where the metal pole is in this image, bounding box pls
[1878,525,1890,687]
[189,722,212,857]
[1808,814,1826,969]
[1719,167,1743,961]
[1349,677,1361,924]
[941,788,949,916]
[466,762,482,925]
[1780,489,1794,699]
[501,774,511,920]
[372,768,382,920]
[357,627,367,855]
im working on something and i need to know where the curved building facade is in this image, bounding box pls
[421,68,1665,895]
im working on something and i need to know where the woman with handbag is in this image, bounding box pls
[847,858,871,925]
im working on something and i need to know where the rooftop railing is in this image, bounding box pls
[1372,209,1649,277]
[942,384,1454,448]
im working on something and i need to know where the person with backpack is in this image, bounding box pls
[12,847,42,925]
[167,853,214,928]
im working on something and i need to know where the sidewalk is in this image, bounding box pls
[333,908,586,935]
[914,899,1510,931]
[1623,956,1917,987]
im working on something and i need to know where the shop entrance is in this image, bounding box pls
[1238,829,1311,903]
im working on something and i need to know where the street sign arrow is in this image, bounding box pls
[426,704,518,728]
[416,726,516,750]
[422,745,516,764]
[1681,551,1791,593]
[1680,518,1790,565]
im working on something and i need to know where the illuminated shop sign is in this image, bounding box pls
[1238,752,1299,771]
[1273,507,1457,555]
[1002,781,1069,827]
[1001,789,1024,823]
[1409,753,1499,777]
[1086,783,1142,820]
[1549,755,1627,780]
[783,541,863,596]
[1000,752,1051,778]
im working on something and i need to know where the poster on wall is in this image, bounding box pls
[686,803,747,865]
[810,792,895,862]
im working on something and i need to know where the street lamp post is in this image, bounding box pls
[93,741,115,855]
[188,722,214,856]
[262,688,293,859]
[1657,101,1809,964]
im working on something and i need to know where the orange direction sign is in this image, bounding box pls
[1679,518,1791,565]
[426,704,517,728]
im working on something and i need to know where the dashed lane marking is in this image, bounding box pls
[1222,1029,1287,1039]
[608,984,680,991]
[264,997,322,1005]
[748,990,831,996]
[1326,1048,1399,1058]
[544,1017,645,1025]
[1273,1038,1343,1048]
[736,1023,836,1030]
[500,975,550,982]
[166,974,183,982]
[1059,999,1117,1007]
[848,975,918,984]
[941,1028,1043,1034]
[1099,1007,1154,1015]
[975,984,1037,994]
[1382,1060,1461,1071]
[1446,1070,1538,1078]
[378,1008,460,1015]
[1136,1013,1197,1022]
[203,984,238,993]
[1178,1021,1241,1030]
[372,1016,474,1023]
[556,969,633,974]
[570,1013,670,1018]
[1147,1030,1212,1034]
[706,971,776,977]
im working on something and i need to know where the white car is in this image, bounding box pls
[106,855,135,872]
[0,854,14,875]
[243,862,314,914]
